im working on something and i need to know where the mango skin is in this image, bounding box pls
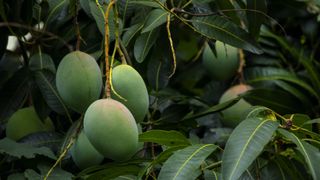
[111,65,149,122]
[56,51,102,113]
[219,84,252,127]
[6,107,54,141]
[71,131,104,169]
[202,41,239,80]
[84,99,139,161]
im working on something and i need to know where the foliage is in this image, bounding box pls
[0,0,320,179]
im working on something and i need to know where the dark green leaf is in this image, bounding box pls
[139,130,191,146]
[247,0,267,38]
[215,0,241,25]
[243,88,305,114]
[191,15,263,54]
[24,163,74,180]
[0,68,29,122]
[158,144,217,180]
[142,8,168,33]
[278,129,320,179]
[85,165,141,180]
[134,28,159,63]
[183,96,241,121]
[222,118,279,180]
[29,53,56,73]
[122,23,144,47]
[204,170,220,180]
[245,67,318,99]
[0,138,56,159]
[33,71,70,115]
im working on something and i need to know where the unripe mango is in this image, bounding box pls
[6,107,54,140]
[111,65,149,122]
[202,41,239,80]
[56,51,102,113]
[84,99,139,161]
[71,131,104,169]
[219,84,252,127]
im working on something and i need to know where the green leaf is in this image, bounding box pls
[85,165,141,180]
[139,130,191,147]
[191,15,262,54]
[204,170,220,180]
[134,28,159,63]
[0,138,56,159]
[243,88,305,114]
[261,30,320,92]
[273,80,313,110]
[29,53,56,73]
[215,0,241,25]
[278,129,320,179]
[89,1,120,41]
[122,23,144,47]
[182,96,241,121]
[0,68,29,122]
[142,9,168,33]
[245,67,319,99]
[302,118,320,126]
[129,0,164,8]
[247,0,267,38]
[24,163,74,180]
[158,144,217,180]
[33,71,70,115]
[221,118,279,180]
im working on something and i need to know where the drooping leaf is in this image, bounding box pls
[0,52,22,86]
[247,0,267,38]
[221,118,279,180]
[245,67,319,99]
[191,15,263,54]
[134,28,159,63]
[278,129,320,180]
[139,130,191,147]
[182,96,241,121]
[147,53,171,90]
[33,71,70,115]
[243,88,305,114]
[0,138,56,159]
[302,118,320,126]
[142,8,168,33]
[158,144,217,180]
[0,68,29,122]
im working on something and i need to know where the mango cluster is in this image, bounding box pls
[55,51,148,168]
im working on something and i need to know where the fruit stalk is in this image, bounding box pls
[104,0,115,98]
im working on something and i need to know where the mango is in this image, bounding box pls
[56,51,102,113]
[202,41,239,80]
[6,107,54,140]
[71,131,104,169]
[111,65,149,122]
[84,99,139,161]
[219,84,252,127]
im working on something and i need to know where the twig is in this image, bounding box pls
[74,0,82,50]
[0,22,73,52]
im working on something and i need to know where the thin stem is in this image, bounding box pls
[0,22,73,52]
[204,161,222,170]
[113,3,127,64]
[104,1,116,98]
[166,9,177,78]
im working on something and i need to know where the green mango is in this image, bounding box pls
[111,65,149,122]
[84,99,139,161]
[219,84,252,127]
[71,131,104,169]
[6,107,54,140]
[56,51,102,113]
[202,41,239,80]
